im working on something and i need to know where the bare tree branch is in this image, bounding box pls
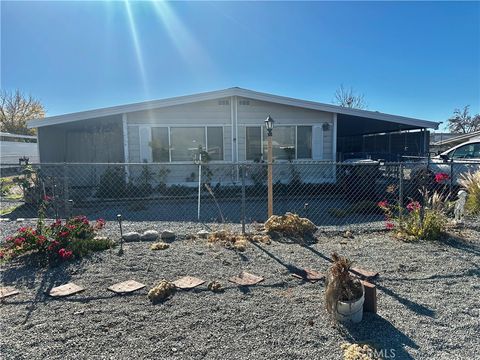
[333,85,367,109]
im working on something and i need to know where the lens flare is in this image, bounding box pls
[123,0,148,95]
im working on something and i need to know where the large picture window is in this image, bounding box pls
[145,126,224,162]
[264,126,295,160]
[297,126,312,159]
[207,127,224,161]
[245,125,313,161]
[151,127,169,162]
[170,127,206,162]
[246,127,262,161]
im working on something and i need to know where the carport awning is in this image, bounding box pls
[337,114,426,137]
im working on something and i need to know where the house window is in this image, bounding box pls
[246,127,262,161]
[207,127,224,160]
[151,127,169,162]
[246,125,313,161]
[263,126,296,160]
[170,127,206,161]
[297,126,312,159]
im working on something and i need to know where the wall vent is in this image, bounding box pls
[239,99,250,106]
[218,99,230,106]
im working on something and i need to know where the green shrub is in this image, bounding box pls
[459,170,480,215]
[97,166,126,198]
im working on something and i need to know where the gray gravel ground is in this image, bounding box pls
[1,220,479,360]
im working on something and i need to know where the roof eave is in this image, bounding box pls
[27,87,440,130]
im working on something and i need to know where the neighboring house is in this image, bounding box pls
[27,87,439,185]
[431,130,480,153]
[0,132,39,165]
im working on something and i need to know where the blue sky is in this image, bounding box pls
[1,1,479,130]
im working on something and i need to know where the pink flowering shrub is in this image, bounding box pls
[0,216,111,263]
[378,197,445,241]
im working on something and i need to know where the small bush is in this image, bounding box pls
[0,216,109,263]
[379,198,446,241]
[148,280,176,303]
[208,230,249,251]
[150,242,169,250]
[264,213,317,237]
[459,170,480,215]
[341,342,382,360]
[97,166,126,198]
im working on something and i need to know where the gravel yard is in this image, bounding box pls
[1,220,479,360]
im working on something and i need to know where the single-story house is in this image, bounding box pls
[28,87,439,186]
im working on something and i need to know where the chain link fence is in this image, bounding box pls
[1,161,479,230]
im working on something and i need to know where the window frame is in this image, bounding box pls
[245,124,313,161]
[144,124,226,163]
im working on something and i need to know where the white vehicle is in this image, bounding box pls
[411,139,480,184]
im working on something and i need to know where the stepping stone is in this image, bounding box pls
[229,271,264,286]
[291,268,324,282]
[48,283,84,297]
[350,267,379,279]
[0,286,19,299]
[108,280,145,294]
[173,276,205,289]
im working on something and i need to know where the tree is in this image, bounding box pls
[447,105,480,134]
[333,85,367,109]
[0,89,45,135]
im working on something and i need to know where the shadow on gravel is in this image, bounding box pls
[1,255,73,324]
[440,234,480,257]
[340,313,419,360]
[250,241,323,280]
[375,283,435,318]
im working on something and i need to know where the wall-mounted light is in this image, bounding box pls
[322,123,330,131]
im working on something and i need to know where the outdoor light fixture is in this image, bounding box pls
[117,214,124,255]
[265,115,275,136]
[322,123,330,131]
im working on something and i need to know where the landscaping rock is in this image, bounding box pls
[141,230,159,241]
[197,230,209,238]
[160,230,176,241]
[123,232,141,242]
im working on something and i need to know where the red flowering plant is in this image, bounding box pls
[378,181,448,241]
[1,215,112,264]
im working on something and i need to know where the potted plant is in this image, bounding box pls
[325,253,364,323]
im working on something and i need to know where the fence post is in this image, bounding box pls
[63,163,69,219]
[398,163,404,227]
[241,164,246,235]
[449,162,454,194]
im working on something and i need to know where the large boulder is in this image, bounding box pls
[123,232,141,242]
[160,230,176,241]
[141,230,159,241]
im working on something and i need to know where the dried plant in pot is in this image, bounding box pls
[325,253,364,323]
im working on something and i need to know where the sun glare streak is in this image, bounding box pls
[152,1,213,76]
[123,0,149,96]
